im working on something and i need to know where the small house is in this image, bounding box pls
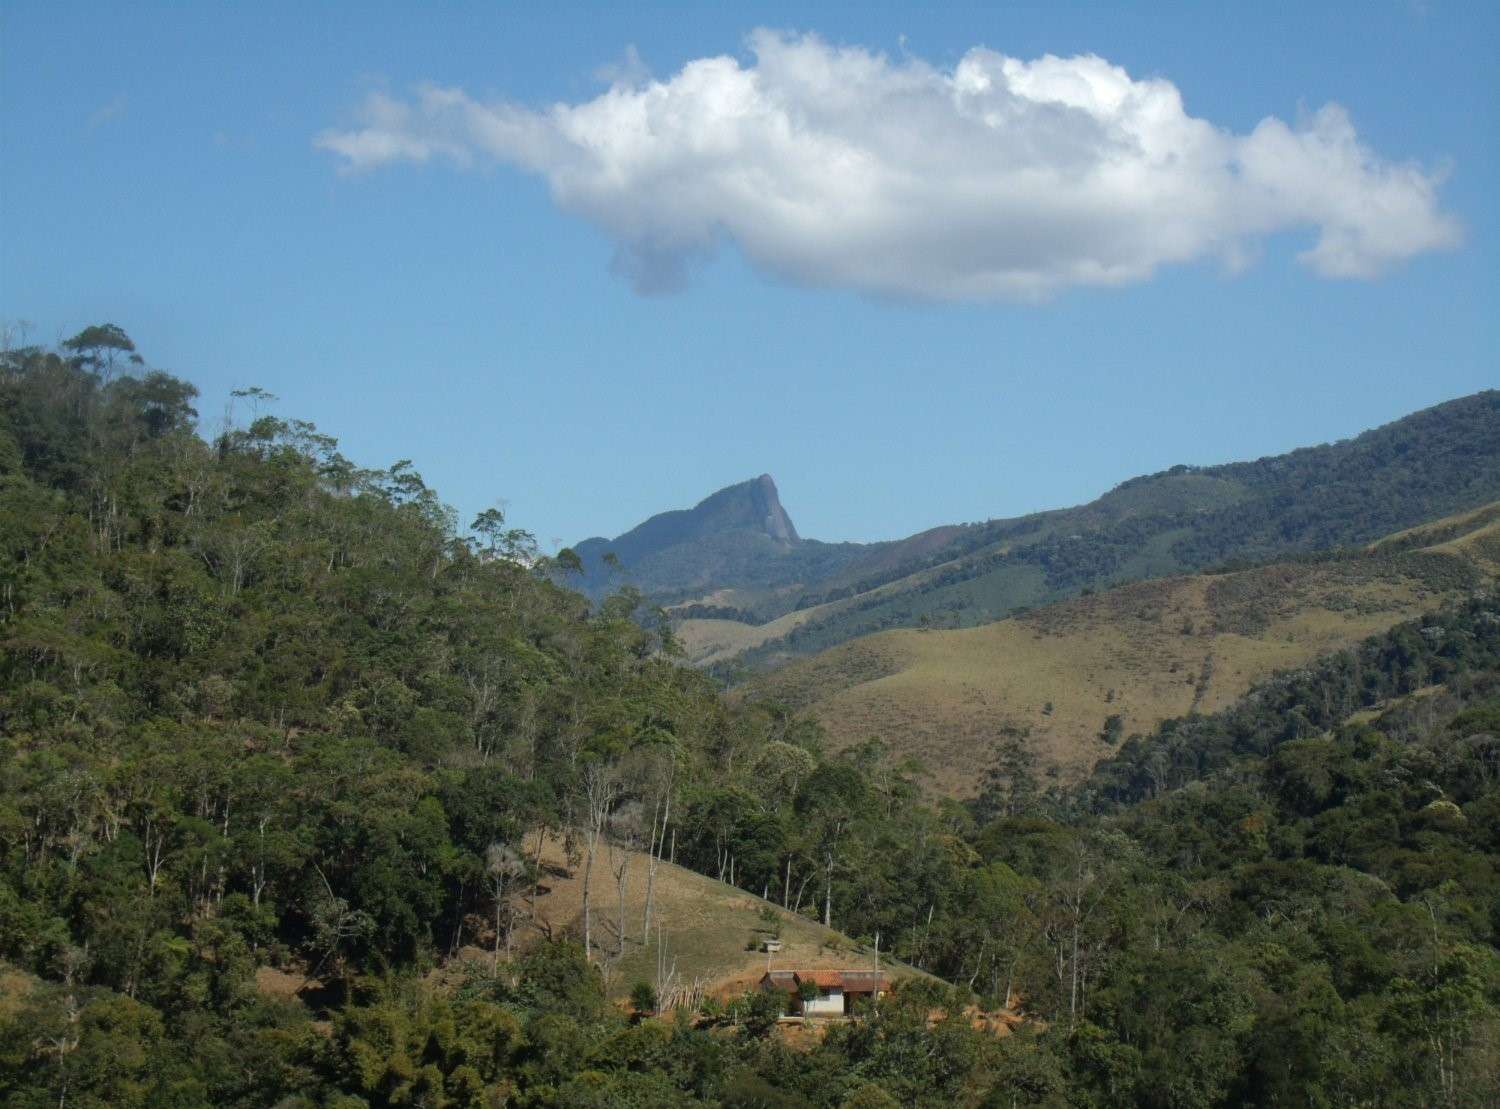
[758,969,889,1018]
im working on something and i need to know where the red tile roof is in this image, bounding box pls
[800,970,846,989]
[759,970,890,993]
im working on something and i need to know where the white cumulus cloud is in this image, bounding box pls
[316,30,1460,299]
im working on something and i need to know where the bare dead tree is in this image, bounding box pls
[641,749,677,939]
[485,843,525,971]
[579,760,621,961]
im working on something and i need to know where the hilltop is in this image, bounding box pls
[742,502,1500,793]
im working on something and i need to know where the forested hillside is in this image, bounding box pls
[2,331,1498,1106]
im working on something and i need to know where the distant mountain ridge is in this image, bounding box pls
[571,390,1500,668]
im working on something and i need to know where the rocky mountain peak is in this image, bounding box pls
[570,474,803,595]
[749,474,800,544]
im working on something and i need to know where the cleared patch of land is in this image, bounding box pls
[746,508,1500,795]
[501,836,923,1003]
[675,605,826,665]
[1367,500,1500,553]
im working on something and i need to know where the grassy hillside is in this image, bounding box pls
[676,604,825,665]
[515,836,922,1003]
[745,505,1500,794]
[676,390,1500,670]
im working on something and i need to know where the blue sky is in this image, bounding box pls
[3,2,1496,548]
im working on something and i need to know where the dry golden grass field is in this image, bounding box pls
[480,836,927,1003]
[675,605,824,666]
[745,506,1500,795]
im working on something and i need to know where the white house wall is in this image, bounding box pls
[803,992,844,1016]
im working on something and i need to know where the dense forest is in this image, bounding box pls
[2,331,1497,1106]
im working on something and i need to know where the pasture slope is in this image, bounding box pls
[508,836,928,1005]
[745,503,1500,794]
